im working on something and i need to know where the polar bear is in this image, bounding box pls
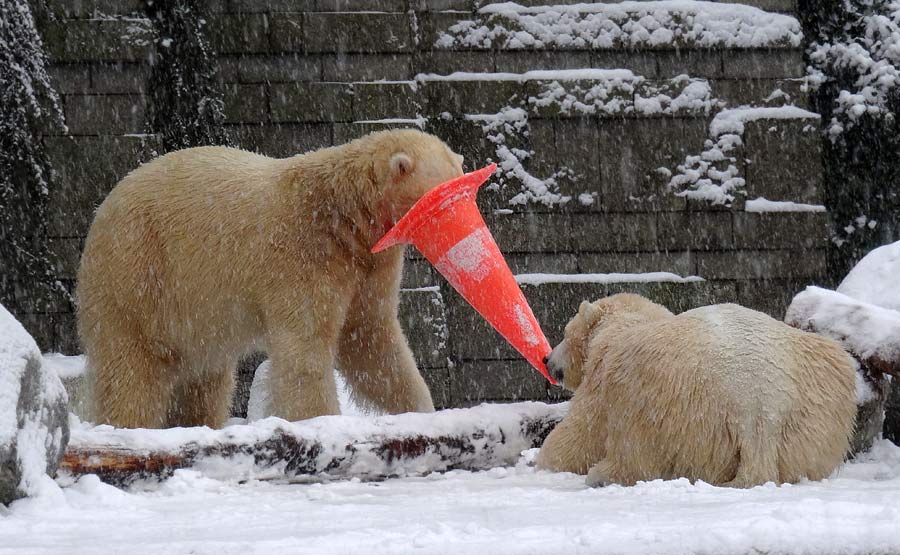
[77,130,464,429]
[536,294,857,488]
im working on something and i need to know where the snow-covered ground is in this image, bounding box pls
[2,440,900,555]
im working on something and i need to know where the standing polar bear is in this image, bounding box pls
[536,294,857,488]
[77,130,464,429]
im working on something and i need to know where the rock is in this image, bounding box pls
[849,366,891,456]
[0,305,69,505]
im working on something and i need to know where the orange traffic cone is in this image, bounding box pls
[372,164,555,384]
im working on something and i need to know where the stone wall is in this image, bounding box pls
[17,0,826,408]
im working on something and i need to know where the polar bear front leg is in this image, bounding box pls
[266,322,342,422]
[337,311,435,414]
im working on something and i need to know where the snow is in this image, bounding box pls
[515,272,703,285]
[786,286,900,366]
[837,240,900,311]
[785,240,900,366]
[3,440,900,554]
[668,106,820,205]
[745,198,827,212]
[707,106,820,137]
[436,1,802,50]
[807,2,900,136]
[426,71,717,207]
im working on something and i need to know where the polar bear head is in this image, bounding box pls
[365,129,465,231]
[547,293,672,390]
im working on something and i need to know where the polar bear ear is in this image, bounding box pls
[389,152,415,182]
[578,300,600,320]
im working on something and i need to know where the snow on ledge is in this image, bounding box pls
[745,198,827,213]
[515,272,704,286]
[709,106,820,137]
[438,1,802,50]
[416,69,638,83]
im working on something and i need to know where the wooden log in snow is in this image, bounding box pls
[61,402,567,486]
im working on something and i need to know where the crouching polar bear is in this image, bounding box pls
[77,130,464,429]
[536,294,857,488]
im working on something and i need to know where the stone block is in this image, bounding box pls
[655,49,723,79]
[229,122,333,157]
[316,0,409,9]
[45,19,154,63]
[494,51,591,73]
[590,49,659,78]
[527,118,601,210]
[710,78,809,108]
[732,212,827,250]
[416,51,495,75]
[421,367,452,409]
[270,82,352,122]
[656,211,734,251]
[721,49,804,79]
[421,79,526,115]
[417,11,475,48]
[743,118,822,204]
[223,84,269,123]
[90,62,150,94]
[598,117,705,211]
[400,258,438,289]
[734,278,808,319]
[605,280,739,312]
[45,0,144,17]
[399,288,448,369]
[695,249,826,280]
[229,0,317,12]
[575,251,694,276]
[333,120,422,143]
[489,212,573,254]
[48,64,91,94]
[568,212,658,252]
[425,117,497,171]
[323,53,415,82]
[268,13,304,52]
[352,83,422,120]
[235,54,321,82]
[411,0,474,9]
[63,94,146,135]
[303,13,414,53]
[44,135,158,236]
[449,360,549,405]
[207,14,271,54]
[504,253,580,275]
[443,280,604,360]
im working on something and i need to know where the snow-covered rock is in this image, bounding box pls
[786,240,900,453]
[0,305,69,505]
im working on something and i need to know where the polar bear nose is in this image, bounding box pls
[546,357,565,382]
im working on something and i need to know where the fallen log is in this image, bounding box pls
[61,401,567,487]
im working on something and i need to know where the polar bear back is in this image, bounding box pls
[595,302,856,485]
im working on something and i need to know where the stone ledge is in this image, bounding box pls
[695,249,827,280]
[63,94,147,136]
[269,82,353,122]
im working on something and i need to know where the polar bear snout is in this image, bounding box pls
[546,341,569,383]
